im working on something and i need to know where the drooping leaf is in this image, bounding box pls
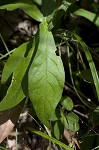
[0,101,24,143]
[61,96,74,111]
[0,3,44,22]
[1,42,28,84]
[0,39,35,111]
[28,20,65,126]
[73,9,99,27]
[27,127,73,150]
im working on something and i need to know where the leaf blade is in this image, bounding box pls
[1,42,28,84]
[73,9,99,27]
[0,39,35,111]
[28,20,65,126]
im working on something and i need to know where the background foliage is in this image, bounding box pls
[0,0,99,149]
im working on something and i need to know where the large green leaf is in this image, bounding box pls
[1,42,28,84]
[0,39,35,111]
[28,20,65,126]
[0,3,44,22]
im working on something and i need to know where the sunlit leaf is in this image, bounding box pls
[1,42,28,84]
[28,20,65,126]
[0,39,35,111]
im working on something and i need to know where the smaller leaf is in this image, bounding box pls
[61,112,79,131]
[66,112,79,131]
[67,112,79,123]
[53,120,64,140]
[61,96,74,111]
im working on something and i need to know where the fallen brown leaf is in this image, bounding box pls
[0,101,25,143]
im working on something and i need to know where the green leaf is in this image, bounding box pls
[0,39,35,111]
[28,20,65,126]
[73,9,99,27]
[50,108,61,121]
[53,120,64,140]
[66,112,79,131]
[0,3,44,22]
[1,42,28,84]
[27,127,73,150]
[61,96,74,111]
[61,112,79,131]
[67,112,79,123]
[74,33,99,101]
